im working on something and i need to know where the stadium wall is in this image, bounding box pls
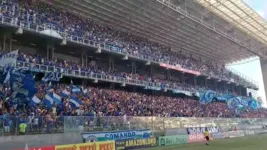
[0,133,82,150]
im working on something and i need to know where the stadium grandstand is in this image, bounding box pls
[1,0,267,149]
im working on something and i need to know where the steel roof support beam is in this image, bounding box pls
[197,0,265,58]
[45,0,255,62]
[79,0,223,59]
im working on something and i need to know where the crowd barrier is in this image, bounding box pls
[2,116,267,136]
[3,116,267,150]
[11,129,267,150]
[13,141,115,150]
[13,128,267,150]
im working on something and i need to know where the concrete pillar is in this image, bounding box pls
[214,80,217,91]
[81,52,86,67]
[85,53,88,68]
[205,78,208,89]
[181,73,184,84]
[2,34,5,51]
[9,34,12,51]
[109,56,114,71]
[238,86,243,96]
[46,42,54,60]
[51,45,54,60]
[110,83,115,89]
[1,33,13,52]
[81,53,84,67]
[166,69,170,80]
[149,66,153,76]
[260,58,267,101]
[194,76,197,87]
[82,79,87,86]
[223,82,226,92]
[131,61,136,74]
[132,86,136,92]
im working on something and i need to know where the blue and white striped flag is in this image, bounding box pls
[71,85,81,94]
[32,95,41,104]
[45,93,54,105]
[61,89,70,98]
[70,96,83,107]
[53,92,62,104]
[83,88,89,97]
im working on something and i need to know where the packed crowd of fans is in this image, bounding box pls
[17,51,212,93]
[0,0,265,136]
[0,81,266,135]
[0,0,256,88]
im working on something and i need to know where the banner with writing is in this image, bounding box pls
[244,130,255,136]
[159,63,201,76]
[210,133,224,139]
[81,129,152,142]
[158,135,188,146]
[55,141,115,150]
[115,137,157,150]
[13,146,55,150]
[186,127,221,135]
[227,131,245,138]
[188,134,205,143]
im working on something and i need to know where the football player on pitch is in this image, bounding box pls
[204,129,210,145]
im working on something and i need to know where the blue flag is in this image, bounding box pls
[7,67,37,105]
[70,96,83,107]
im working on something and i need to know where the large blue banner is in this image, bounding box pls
[5,67,37,106]
[199,90,217,104]
[199,90,260,111]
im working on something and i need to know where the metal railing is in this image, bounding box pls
[15,61,198,94]
[1,116,267,136]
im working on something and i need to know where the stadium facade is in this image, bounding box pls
[1,0,264,95]
[1,0,267,149]
[38,0,267,100]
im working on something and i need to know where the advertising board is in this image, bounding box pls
[236,125,262,130]
[81,129,151,142]
[115,137,157,150]
[186,127,221,135]
[164,128,187,136]
[244,130,255,136]
[227,131,245,138]
[188,134,205,143]
[55,141,115,150]
[158,135,188,146]
[13,146,55,150]
[210,133,224,139]
[254,129,267,135]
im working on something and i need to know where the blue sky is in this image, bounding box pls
[227,0,267,106]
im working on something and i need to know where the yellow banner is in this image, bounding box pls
[55,141,115,150]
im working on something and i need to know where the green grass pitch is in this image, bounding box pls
[140,134,267,150]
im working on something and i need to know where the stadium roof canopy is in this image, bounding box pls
[195,0,267,60]
[43,0,267,64]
